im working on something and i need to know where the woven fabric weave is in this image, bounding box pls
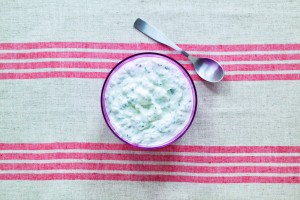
[0,0,299,199]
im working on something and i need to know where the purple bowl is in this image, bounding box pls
[101,52,197,150]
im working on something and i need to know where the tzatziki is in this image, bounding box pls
[102,53,196,148]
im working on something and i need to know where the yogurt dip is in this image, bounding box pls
[101,53,197,149]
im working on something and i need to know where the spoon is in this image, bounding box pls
[134,18,224,82]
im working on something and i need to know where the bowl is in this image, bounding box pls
[101,52,197,150]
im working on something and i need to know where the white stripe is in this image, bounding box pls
[0,149,299,156]
[0,170,298,176]
[220,60,300,65]
[1,48,300,55]
[0,49,178,54]
[0,68,299,75]
[1,58,300,65]
[0,58,127,63]
[0,159,300,166]
[225,70,300,75]
[188,70,300,75]
[0,68,112,73]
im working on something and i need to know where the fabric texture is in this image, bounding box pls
[0,0,299,199]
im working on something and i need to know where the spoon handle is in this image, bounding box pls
[134,18,186,55]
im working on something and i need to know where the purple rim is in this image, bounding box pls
[100,52,197,150]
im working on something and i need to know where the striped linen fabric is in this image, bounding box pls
[0,0,300,199]
[0,142,300,183]
[0,41,299,198]
[0,42,300,81]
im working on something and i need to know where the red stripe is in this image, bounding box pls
[222,64,300,71]
[0,72,108,79]
[175,64,300,72]
[1,52,300,62]
[1,143,300,153]
[0,173,298,183]
[1,62,300,72]
[0,62,116,70]
[0,72,299,81]
[1,153,299,163]
[1,42,300,51]
[211,74,300,81]
[0,52,132,60]
[0,163,299,173]
[223,74,300,81]
[197,54,300,62]
[191,74,300,81]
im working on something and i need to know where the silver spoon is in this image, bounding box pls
[134,18,224,83]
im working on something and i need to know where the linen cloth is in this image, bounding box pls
[0,0,299,199]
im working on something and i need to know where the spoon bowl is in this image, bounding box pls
[193,57,224,82]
